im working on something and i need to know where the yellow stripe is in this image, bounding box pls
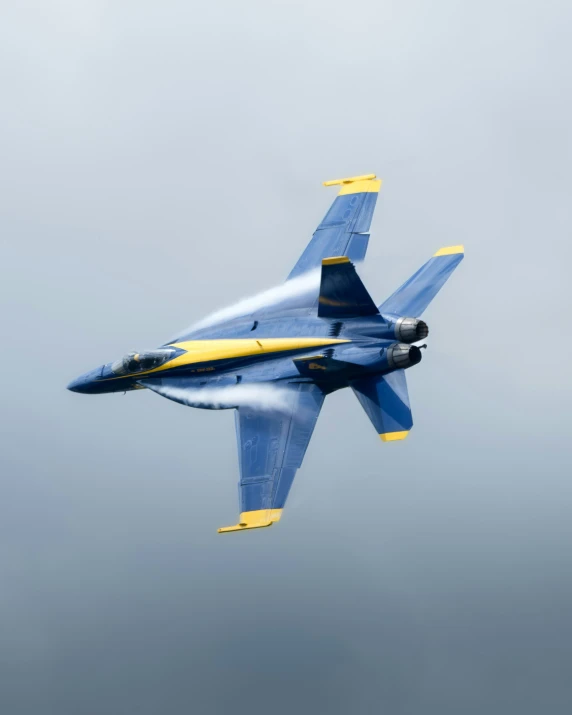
[169,338,348,370]
[323,173,376,186]
[338,179,381,195]
[218,509,282,533]
[104,338,350,381]
[322,256,350,265]
[379,431,410,442]
[433,245,464,257]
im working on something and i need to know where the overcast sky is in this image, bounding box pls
[1,1,572,713]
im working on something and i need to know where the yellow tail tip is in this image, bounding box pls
[379,431,410,442]
[433,245,464,257]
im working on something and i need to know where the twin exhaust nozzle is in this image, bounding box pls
[384,317,428,369]
[395,317,429,343]
[387,343,423,370]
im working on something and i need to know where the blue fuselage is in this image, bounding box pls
[67,312,422,399]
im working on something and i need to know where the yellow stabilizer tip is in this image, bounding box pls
[433,245,464,257]
[322,256,350,265]
[379,431,410,442]
[218,509,282,534]
[323,173,376,186]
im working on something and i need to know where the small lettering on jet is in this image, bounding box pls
[309,362,327,370]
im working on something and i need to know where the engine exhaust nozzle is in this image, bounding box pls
[395,317,429,343]
[387,343,423,370]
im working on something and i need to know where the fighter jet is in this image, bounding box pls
[68,174,464,533]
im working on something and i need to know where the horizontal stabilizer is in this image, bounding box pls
[318,256,379,319]
[379,246,464,317]
[351,370,412,441]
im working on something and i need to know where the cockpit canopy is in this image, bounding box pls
[111,348,176,376]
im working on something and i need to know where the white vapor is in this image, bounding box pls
[175,268,321,336]
[150,382,295,413]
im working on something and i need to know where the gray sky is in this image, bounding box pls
[1,1,572,713]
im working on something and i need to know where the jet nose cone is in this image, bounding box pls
[66,367,103,393]
[67,376,88,393]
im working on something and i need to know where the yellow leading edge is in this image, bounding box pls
[218,509,283,533]
[380,431,410,442]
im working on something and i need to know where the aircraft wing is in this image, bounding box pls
[287,174,382,280]
[218,382,325,533]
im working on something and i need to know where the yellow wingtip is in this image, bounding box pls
[379,431,410,442]
[323,173,376,186]
[433,245,464,257]
[323,174,381,196]
[218,509,282,534]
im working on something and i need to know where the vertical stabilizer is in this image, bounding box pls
[351,370,412,441]
[379,246,464,317]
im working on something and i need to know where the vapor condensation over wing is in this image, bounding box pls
[145,382,296,413]
[172,268,322,338]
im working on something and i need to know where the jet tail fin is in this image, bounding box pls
[318,256,379,319]
[379,246,464,317]
[351,370,412,441]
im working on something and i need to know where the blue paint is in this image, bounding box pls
[68,185,464,527]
